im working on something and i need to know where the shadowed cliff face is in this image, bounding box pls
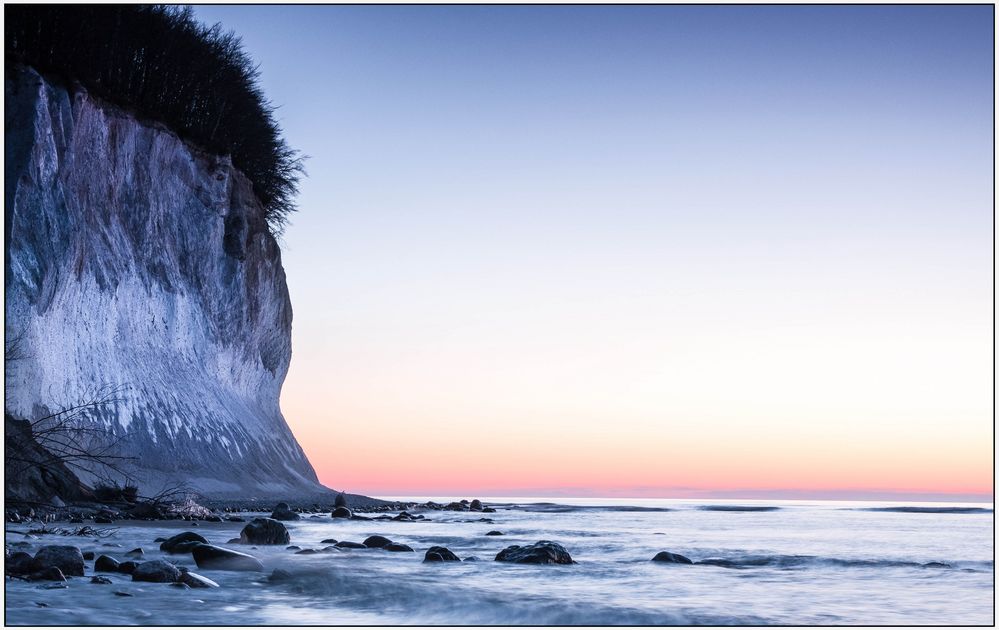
[4,66,322,498]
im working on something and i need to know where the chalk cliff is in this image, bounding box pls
[5,66,322,498]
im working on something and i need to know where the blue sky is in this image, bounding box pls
[193,6,992,499]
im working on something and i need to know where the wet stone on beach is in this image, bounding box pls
[240,518,290,545]
[495,541,574,565]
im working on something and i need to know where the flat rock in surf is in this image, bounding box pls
[179,571,220,588]
[495,541,574,565]
[652,551,693,564]
[191,545,265,572]
[240,518,290,545]
[384,542,414,552]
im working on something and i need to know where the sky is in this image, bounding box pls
[192,6,993,501]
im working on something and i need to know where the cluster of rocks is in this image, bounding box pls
[4,543,220,589]
[420,499,496,513]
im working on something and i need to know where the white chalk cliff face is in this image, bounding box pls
[5,66,322,498]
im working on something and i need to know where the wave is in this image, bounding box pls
[854,506,992,514]
[697,505,781,512]
[266,566,769,624]
[509,503,672,513]
[694,554,991,571]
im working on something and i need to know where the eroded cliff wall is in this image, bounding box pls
[5,66,322,498]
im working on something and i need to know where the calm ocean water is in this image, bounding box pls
[5,498,994,625]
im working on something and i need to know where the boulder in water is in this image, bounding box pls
[27,566,66,582]
[334,493,348,509]
[495,541,574,565]
[240,518,290,545]
[94,555,120,573]
[485,531,504,536]
[652,551,692,564]
[470,499,483,510]
[118,561,139,575]
[362,535,392,548]
[90,576,113,584]
[384,542,414,552]
[6,551,35,576]
[191,545,264,572]
[160,532,208,553]
[132,560,182,583]
[32,545,85,576]
[270,502,300,521]
[423,546,461,562]
[331,506,352,519]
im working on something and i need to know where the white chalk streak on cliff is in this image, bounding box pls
[5,67,321,497]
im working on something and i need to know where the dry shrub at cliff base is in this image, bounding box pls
[5,5,304,235]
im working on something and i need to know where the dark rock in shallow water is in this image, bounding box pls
[27,567,66,582]
[334,541,366,549]
[482,507,496,513]
[652,551,693,564]
[240,518,290,545]
[334,493,348,509]
[363,535,392,548]
[384,542,414,552]
[464,556,481,562]
[113,591,133,597]
[424,546,460,562]
[320,538,338,544]
[495,541,574,565]
[179,571,219,588]
[132,560,181,583]
[470,499,483,510]
[125,548,144,557]
[94,555,120,572]
[33,545,85,576]
[269,569,293,582]
[270,502,300,521]
[191,545,264,572]
[331,507,352,519]
[160,532,208,553]
[118,561,139,575]
[227,538,241,544]
[7,551,35,576]
[226,516,246,523]
[286,545,301,550]
[485,531,504,536]
[90,576,113,584]
[82,551,95,560]
[295,549,318,555]
[153,537,167,543]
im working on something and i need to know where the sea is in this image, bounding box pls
[5,497,994,625]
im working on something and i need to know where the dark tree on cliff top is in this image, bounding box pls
[5,5,304,234]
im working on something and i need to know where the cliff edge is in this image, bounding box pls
[5,66,323,499]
